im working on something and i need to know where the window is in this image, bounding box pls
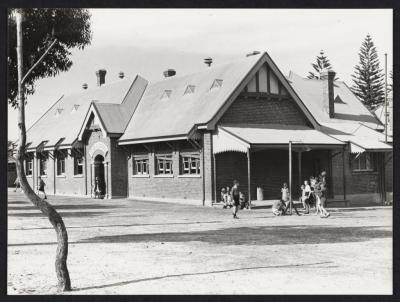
[74,156,84,175]
[25,159,33,176]
[56,152,66,176]
[156,154,173,175]
[352,152,375,172]
[181,153,201,175]
[39,155,47,176]
[133,157,149,175]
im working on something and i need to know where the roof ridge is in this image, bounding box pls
[148,54,262,86]
[26,94,64,135]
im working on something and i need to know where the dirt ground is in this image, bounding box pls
[7,189,392,295]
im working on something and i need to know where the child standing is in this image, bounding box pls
[231,180,240,219]
[37,176,47,199]
[281,182,289,204]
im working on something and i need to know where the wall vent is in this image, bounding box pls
[210,79,223,90]
[184,85,195,95]
[161,90,172,99]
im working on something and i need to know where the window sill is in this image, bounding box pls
[177,174,201,178]
[154,174,174,178]
[73,175,84,178]
[26,175,33,178]
[40,175,48,178]
[56,175,66,178]
[132,174,150,178]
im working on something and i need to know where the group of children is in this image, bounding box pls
[221,187,249,210]
[273,171,330,218]
[220,180,249,219]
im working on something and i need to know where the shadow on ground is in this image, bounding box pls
[75,260,334,291]
[82,225,391,246]
[8,204,119,211]
[8,211,106,218]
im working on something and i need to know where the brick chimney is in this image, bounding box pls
[96,69,107,86]
[321,70,336,118]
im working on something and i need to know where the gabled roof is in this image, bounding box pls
[288,72,383,129]
[119,52,319,144]
[119,54,264,143]
[26,77,139,150]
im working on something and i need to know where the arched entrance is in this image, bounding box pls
[94,154,106,198]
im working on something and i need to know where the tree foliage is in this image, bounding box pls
[351,34,385,110]
[8,8,92,107]
[307,50,338,80]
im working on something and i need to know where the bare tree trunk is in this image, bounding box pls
[15,10,71,292]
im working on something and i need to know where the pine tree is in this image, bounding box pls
[351,34,385,110]
[307,50,337,80]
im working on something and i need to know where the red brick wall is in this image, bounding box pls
[385,152,393,192]
[331,148,387,197]
[85,130,111,197]
[219,96,309,126]
[110,137,128,198]
[128,140,204,203]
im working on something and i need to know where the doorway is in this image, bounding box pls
[94,154,105,197]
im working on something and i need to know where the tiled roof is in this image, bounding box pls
[119,53,263,142]
[288,72,383,129]
[26,77,137,149]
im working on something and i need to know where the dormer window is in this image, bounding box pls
[184,85,195,95]
[72,104,80,112]
[55,108,63,117]
[161,90,172,100]
[210,79,223,90]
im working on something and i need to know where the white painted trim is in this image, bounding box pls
[119,135,188,145]
[132,174,150,178]
[153,174,174,178]
[177,174,201,178]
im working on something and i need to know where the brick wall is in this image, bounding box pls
[110,137,128,198]
[385,152,393,192]
[128,140,203,203]
[331,148,387,198]
[85,130,111,198]
[219,96,309,126]
[203,132,214,204]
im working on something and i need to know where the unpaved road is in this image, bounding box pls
[7,190,392,294]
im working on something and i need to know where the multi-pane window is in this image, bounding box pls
[352,152,375,172]
[156,154,173,175]
[39,155,47,176]
[74,156,84,175]
[133,156,149,175]
[25,158,33,176]
[181,153,201,175]
[56,152,66,176]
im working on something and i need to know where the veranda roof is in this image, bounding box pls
[321,122,392,154]
[213,124,345,154]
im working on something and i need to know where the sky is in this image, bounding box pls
[8,8,393,141]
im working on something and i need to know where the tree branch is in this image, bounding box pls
[21,38,58,85]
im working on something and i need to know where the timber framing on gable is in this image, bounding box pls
[77,102,108,141]
[203,52,321,131]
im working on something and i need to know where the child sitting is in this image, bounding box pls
[221,187,226,204]
[239,192,249,209]
[272,199,284,216]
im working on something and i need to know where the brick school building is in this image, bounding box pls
[21,52,392,205]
